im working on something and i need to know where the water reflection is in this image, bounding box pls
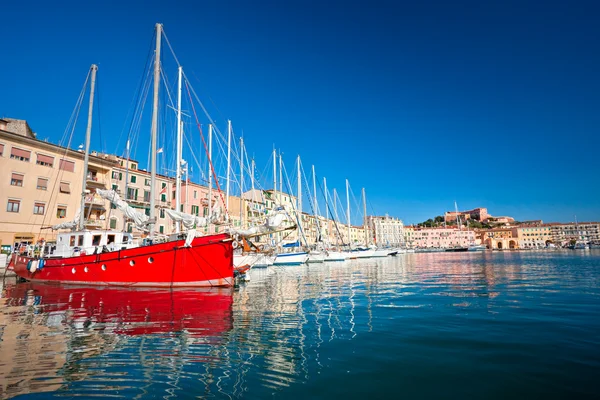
[1,251,599,399]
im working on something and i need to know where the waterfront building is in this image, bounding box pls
[0,118,116,250]
[407,227,474,248]
[366,215,405,247]
[516,225,553,248]
[548,222,600,246]
[477,228,518,249]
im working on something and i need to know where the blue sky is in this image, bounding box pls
[1,0,599,224]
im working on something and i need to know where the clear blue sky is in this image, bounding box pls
[1,0,599,224]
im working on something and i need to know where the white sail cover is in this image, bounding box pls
[165,209,209,230]
[96,189,150,231]
[51,208,81,230]
[231,209,289,237]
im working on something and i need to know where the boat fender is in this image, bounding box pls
[38,259,45,270]
[232,240,239,249]
[26,260,32,271]
[30,260,38,273]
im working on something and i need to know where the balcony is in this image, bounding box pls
[86,172,106,189]
[84,194,106,210]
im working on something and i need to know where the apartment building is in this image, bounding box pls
[366,215,404,246]
[0,118,115,249]
[406,227,475,248]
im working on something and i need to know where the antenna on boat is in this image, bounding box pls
[78,64,97,231]
[149,23,162,239]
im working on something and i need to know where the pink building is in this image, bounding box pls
[407,227,475,248]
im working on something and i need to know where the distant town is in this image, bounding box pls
[1,117,598,253]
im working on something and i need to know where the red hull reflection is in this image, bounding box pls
[3,283,234,337]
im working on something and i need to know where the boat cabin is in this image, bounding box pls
[48,230,137,258]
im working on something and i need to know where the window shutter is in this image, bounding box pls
[11,147,31,159]
[59,182,71,194]
[37,177,48,189]
[59,159,75,172]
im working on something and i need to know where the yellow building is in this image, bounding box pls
[0,118,114,249]
[516,225,553,248]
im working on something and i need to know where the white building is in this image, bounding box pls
[367,215,405,247]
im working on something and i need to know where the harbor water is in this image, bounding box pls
[1,251,599,399]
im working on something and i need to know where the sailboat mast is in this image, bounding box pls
[239,137,244,227]
[346,179,351,247]
[272,147,277,201]
[324,177,328,245]
[175,66,182,233]
[278,153,283,201]
[78,64,97,231]
[208,124,213,227]
[323,177,328,218]
[455,201,460,231]
[122,138,130,231]
[251,159,256,217]
[362,187,368,247]
[149,23,162,239]
[312,165,317,217]
[226,120,231,220]
[297,156,302,241]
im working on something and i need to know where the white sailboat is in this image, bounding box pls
[274,155,309,265]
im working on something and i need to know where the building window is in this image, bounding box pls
[10,147,30,162]
[10,173,24,187]
[172,190,176,200]
[127,223,133,233]
[131,163,137,170]
[162,182,167,189]
[59,182,71,194]
[144,207,150,216]
[37,177,48,190]
[144,190,151,202]
[0,143,4,156]
[7,199,20,213]
[110,218,117,229]
[36,154,54,167]
[159,225,164,234]
[131,175,137,183]
[57,206,67,218]
[33,202,45,215]
[58,159,75,172]
[160,208,165,218]
[161,193,166,202]
[191,205,199,216]
[112,184,118,191]
[145,178,150,186]
[127,188,138,200]
[194,190,197,199]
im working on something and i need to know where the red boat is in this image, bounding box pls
[10,230,234,287]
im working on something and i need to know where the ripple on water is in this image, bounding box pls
[1,251,600,398]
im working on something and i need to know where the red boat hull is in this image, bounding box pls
[11,233,233,287]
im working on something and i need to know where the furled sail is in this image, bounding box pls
[96,189,150,231]
[165,209,210,230]
[165,203,222,230]
[231,207,289,237]
[165,205,223,246]
[51,208,81,230]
